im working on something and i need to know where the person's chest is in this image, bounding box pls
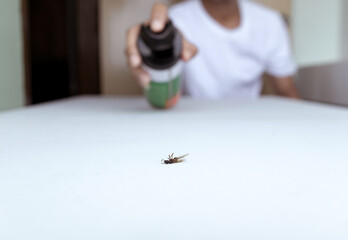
[198,37,265,76]
[182,30,266,98]
[183,16,269,80]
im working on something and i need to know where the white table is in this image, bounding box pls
[1,96,348,240]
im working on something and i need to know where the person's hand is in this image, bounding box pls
[125,3,198,88]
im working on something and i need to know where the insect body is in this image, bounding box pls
[161,153,188,164]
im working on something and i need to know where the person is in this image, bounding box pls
[125,0,300,99]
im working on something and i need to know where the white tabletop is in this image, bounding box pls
[1,96,348,240]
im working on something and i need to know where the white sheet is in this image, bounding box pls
[1,96,348,239]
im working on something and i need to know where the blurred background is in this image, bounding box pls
[0,0,348,112]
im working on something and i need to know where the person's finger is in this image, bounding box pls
[132,67,151,89]
[150,3,168,32]
[182,38,198,62]
[126,25,141,68]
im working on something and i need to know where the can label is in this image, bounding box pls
[144,61,183,109]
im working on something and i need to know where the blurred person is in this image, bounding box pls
[126,0,300,99]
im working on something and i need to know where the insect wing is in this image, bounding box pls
[176,154,189,160]
[174,159,185,163]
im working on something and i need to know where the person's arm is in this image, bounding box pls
[264,14,300,99]
[125,3,197,88]
[269,76,300,99]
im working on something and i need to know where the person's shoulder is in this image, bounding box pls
[169,0,200,32]
[243,0,283,23]
[169,0,200,18]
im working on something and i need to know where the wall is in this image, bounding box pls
[343,1,348,59]
[295,1,348,105]
[255,0,291,15]
[0,0,24,111]
[292,0,345,67]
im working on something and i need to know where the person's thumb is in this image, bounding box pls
[150,3,168,32]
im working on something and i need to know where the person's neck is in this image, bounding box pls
[202,0,240,29]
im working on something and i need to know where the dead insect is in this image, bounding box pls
[161,153,188,164]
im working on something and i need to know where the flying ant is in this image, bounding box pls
[161,153,188,164]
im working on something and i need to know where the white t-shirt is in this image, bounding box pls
[169,0,297,98]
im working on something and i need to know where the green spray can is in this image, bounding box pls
[138,21,183,109]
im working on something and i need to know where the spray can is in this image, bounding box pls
[137,20,183,109]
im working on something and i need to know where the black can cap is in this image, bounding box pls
[138,20,182,70]
[140,21,176,52]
